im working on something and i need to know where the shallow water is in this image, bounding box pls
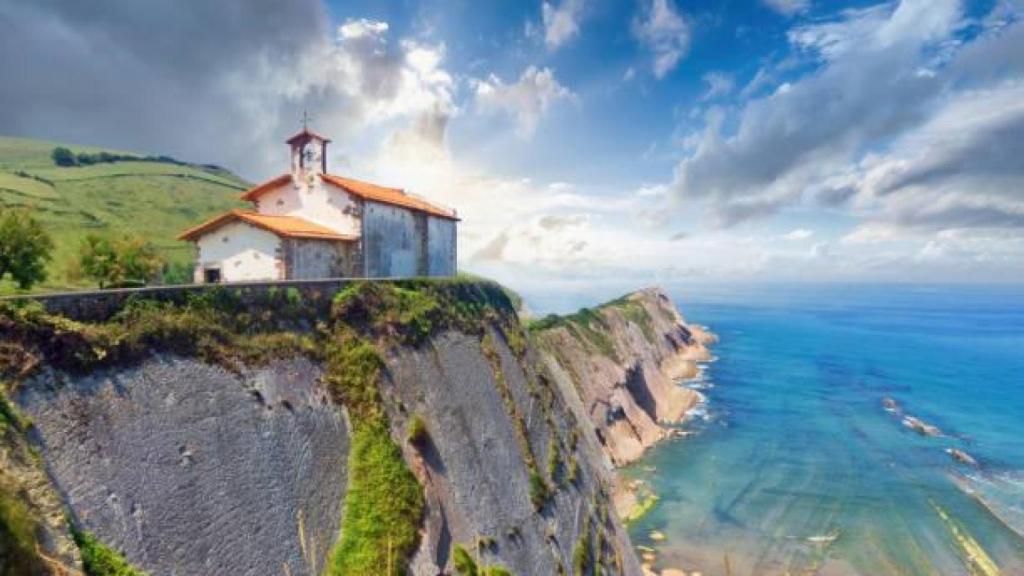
[625,284,1024,575]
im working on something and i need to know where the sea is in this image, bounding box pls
[530,283,1024,575]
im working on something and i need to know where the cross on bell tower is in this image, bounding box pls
[286,112,331,186]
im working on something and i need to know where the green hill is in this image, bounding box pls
[0,136,249,293]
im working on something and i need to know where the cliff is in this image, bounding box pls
[0,281,705,576]
[531,288,714,467]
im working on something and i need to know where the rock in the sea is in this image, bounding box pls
[650,530,667,541]
[882,397,900,412]
[903,415,943,437]
[946,448,978,466]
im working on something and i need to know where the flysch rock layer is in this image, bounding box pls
[16,356,347,576]
[535,288,713,468]
[386,329,643,576]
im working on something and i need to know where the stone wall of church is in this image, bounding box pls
[282,238,356,280]
[426,216,456,277]
[361,202,456,278]
[362,202,423,277]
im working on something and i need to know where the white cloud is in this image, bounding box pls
[338,18,388,39]
[632,0,690,79]
[229,18,458,175]
[542,0,585,50]
[783,228,814,240]
[671,0,979,225]
[762,0,811,17]
[473,66,574,137]
[700,71,735,101]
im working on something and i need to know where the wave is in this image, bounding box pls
[953,469,1024,541]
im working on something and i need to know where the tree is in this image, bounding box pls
[51,146,76,167]
[79,235,163,288]
[117,236,163,285]
[0,209,53,290]
[160,261,194,285]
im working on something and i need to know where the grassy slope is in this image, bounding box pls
[0,136,249,293]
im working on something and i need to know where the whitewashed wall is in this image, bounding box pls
[254,177,361,237]
[194,221,282,282]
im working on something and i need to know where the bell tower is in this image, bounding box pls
[286,112,330,187]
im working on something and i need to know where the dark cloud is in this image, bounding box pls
[0,0,323,175]
[0,1,452,179]
[816,185,857,206]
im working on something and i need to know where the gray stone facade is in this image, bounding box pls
[281,238,358,280]
[362,201,457,278]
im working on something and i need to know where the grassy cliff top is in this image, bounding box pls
[0,136,249,294]
[526,288,672,360]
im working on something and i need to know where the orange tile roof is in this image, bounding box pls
[178,209,358,242]
[320,173,459,220]
[237,172,459,221]
[238,174,293,201]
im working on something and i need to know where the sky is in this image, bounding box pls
[2,0,1023,291]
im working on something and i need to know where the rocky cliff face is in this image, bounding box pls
[16,357,346,576]
[0,281,702,576]
[532,288,714,468]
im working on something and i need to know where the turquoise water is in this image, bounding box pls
[621,284,1024,575]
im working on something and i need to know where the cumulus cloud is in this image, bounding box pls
[783,228,814,240]
[542,0,585,50]
[473,66,574,137]
[632,0,691,79]
[763,0,811,17]
[0,1,453,179]
[671,0,1024,234]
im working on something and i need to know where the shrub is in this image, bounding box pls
[547,440,562,484]
[79,235,163,288]
[566,457,579,486]
[73,529,145,576]
[407,415,429,447]
[572,525,592,576]
[0,485,45,575]
[51,146,76,166]
[0,209,53,289]
[451,544,513,576]
[160,261,193,285]
[529,471,549,511]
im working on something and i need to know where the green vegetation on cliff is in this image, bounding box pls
[324,279,521,575]
[322,327,423,576]
[0,479,44,576]
[73,529,146,576]
[452,543,513,576]
[0,136,248,293]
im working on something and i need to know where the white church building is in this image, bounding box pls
[179,127,458,283]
